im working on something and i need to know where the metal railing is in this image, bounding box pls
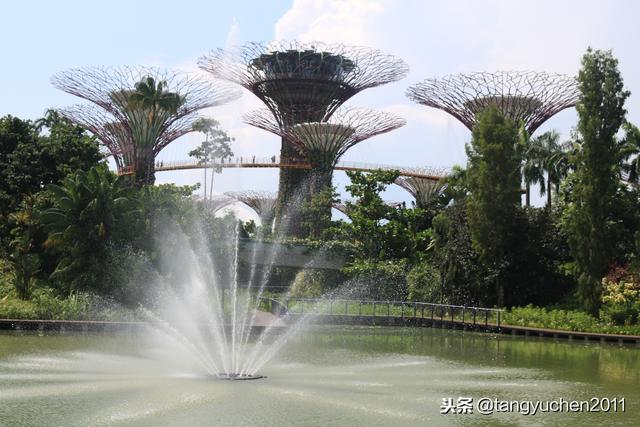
[122,157,450,180]
[261,297,502,329]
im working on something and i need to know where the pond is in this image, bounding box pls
[0,326,637,426]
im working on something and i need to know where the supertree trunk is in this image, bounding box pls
[199,42,408,238]
[305,167,334,239]
[244,107,406,238]
[274,137,310,237]
[134,147,156,186]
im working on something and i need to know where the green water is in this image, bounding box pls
[0,326,637,426]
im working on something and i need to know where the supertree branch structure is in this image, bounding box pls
[51,66,240,185]
[198,41,409,125]
[205,194,236,214]
[225,191,277,229]
[244,107,405,170]
[199,41,408,236]
[394,170,448,208]
[406,71,579,134]
[57,104,199,171]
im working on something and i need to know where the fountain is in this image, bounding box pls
[138,196,334,382]
[0,203,638,425]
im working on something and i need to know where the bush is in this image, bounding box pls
[289,269,327,298]
[601,268,640,326]
[407,263,441,302]
[342,259,408,300]
[504,305,640,335]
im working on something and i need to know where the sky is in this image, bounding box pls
[1,0,639,217]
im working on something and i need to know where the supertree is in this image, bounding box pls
[225,191,277,230]
[406,71,579,134]
[204,194,236,214]
[199,41,408,233]
[244,107,405,190]
[52,66,240,186]
[245,107,404,237]
[394,170,447,208]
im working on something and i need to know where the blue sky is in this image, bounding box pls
[2,0,639,217]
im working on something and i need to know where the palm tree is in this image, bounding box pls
[111,76,185,186]
[519,126,545,206]
[533,130,566,207]
[619,122,640,185]
[41,165,137,293]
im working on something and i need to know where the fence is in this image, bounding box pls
[260,297,502,330]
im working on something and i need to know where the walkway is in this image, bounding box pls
[264,298,640,345]
[123,157,448,181]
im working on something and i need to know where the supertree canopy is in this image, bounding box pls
[198,41,409,125]
[406,71,579,134]
[394,170,447,208]
[244,107,405,172]
[52,66,240,186]
[199,41,408,235]
[225,191,277,229]
[245,107,404,238]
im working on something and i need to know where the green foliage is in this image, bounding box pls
[0,111,102,246]
[407,262,441,302]
[41,165,139,294]
[561,48,630,315]
[342,259,409,300]
[600,266,640,326]
[620,122,640,184]
[466,105,521,306]
[431,203,490,305]
[189,118,235,201]
[289,269,327,298]
[115,76,186,186]
[334,170,432,261]
[433,202,572,307]
[504,305,640,336]
[439,165,469,205]
[8,205,41,300]
[300,185,339,239]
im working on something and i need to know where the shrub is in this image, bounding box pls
[289,269,326,298]
[407,263,441,302]
[342,259,408,300]
[601,268,640,326]
[504,305,640,335]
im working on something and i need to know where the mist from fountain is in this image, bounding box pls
[141,190,329,380]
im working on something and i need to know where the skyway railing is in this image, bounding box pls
[260,297,503,329]
[133,157,450,180]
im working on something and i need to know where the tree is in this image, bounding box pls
[620,122,640,185]
[561,48,630,315]
[41,165,138,294]
[0,111,102,247]
[300,186,339,239]
[120,77,185,187]
[466,105,521,307]
[189,118,234,201]
[8,205,42,300]
[519,125,544,207]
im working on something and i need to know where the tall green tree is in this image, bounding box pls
[466,105,521,307]
[561,48,630,315]
[0,111,102,247]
